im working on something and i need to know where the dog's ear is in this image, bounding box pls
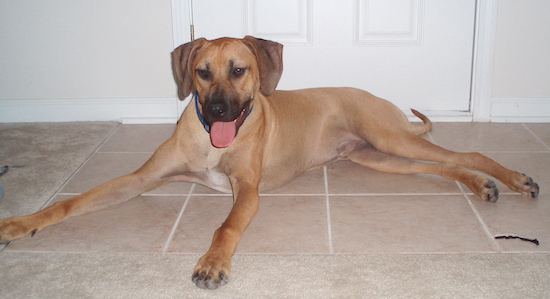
[243,36,284,96]
[172,38,206,99]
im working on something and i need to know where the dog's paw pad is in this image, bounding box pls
[517,173,540,198]
[192,254,230,289]
[530,183,540,198]
[192,270,228,289]
[482,180,499,202]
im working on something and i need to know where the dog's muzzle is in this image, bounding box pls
[194,93,253,148]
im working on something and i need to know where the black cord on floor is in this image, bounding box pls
[495,235,539,246]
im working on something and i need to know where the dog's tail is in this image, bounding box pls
[409,109,432,135]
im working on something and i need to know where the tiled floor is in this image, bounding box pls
[4,123,550,256]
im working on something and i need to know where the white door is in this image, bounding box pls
[188,0,476,114]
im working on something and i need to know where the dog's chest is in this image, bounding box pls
[192,150,232,193]
[199,170,232,193]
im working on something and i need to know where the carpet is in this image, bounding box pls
[0,122,118,218]
[0,252,548,298]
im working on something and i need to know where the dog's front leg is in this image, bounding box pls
[0,173,161,243]
[192,178,260,289]
[0,137,187,243]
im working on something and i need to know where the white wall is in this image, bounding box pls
[0,0,179,122]
[491,0,550,121]
[1,1,549,123]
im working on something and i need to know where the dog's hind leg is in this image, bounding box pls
[362,133,539,199]
[347,142,501,201]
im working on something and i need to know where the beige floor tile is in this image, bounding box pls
[330,195,496,253]
[60,152,193,195]
[470,194,550,252]
[237,196,329,253]
[191,184,229,195]
[165,196,233,253]
[429,123,548,152]
[263,167,325,195]
[327,160,461,195]
[524,123,550,149]
[166,196,329,254]
[99,124,176,153]
[5,195,185,253]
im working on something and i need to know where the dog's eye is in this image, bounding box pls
[196,69,211,80]
[232,67,246,78]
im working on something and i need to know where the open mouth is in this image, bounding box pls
[209,101,252,148]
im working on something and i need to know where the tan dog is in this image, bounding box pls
[0,36,540,289]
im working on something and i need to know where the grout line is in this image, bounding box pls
[426,131,436,144]
[95,151,156,154]
[56,191,484,197]
[260,193,325,197]
[324,166,334,254]
[141,193,193,197]
[55,192,205,197]
[187,192,466,197]
[328,192,463,197]
[162,184,196,254]
[456,182,502,253]
[476,150,550,154]
[100,123,122,145]
[522,123,550,150]
[184,193,232,197]
[38,123,121,210]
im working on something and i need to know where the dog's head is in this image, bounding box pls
[172,36,283,148]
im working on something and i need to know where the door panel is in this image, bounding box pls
[192,0,476,112]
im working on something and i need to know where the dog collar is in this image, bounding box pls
[194,93,211,133]
[194,92,253,133]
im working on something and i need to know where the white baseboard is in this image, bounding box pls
[121,117,178,124]
[491,98,550,123]
[2,97,549,123]
[0,98,181,123]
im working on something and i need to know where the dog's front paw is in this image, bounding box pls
[192,253,231,289]
[0,216,39,243]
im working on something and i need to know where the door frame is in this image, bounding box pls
[470,0,498,122]
[171,0,499,122]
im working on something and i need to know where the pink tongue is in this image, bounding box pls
[210,121,236,148]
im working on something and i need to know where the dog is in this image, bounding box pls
[0,36,540,289]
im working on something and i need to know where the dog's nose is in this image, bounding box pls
[208,103,227,118]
